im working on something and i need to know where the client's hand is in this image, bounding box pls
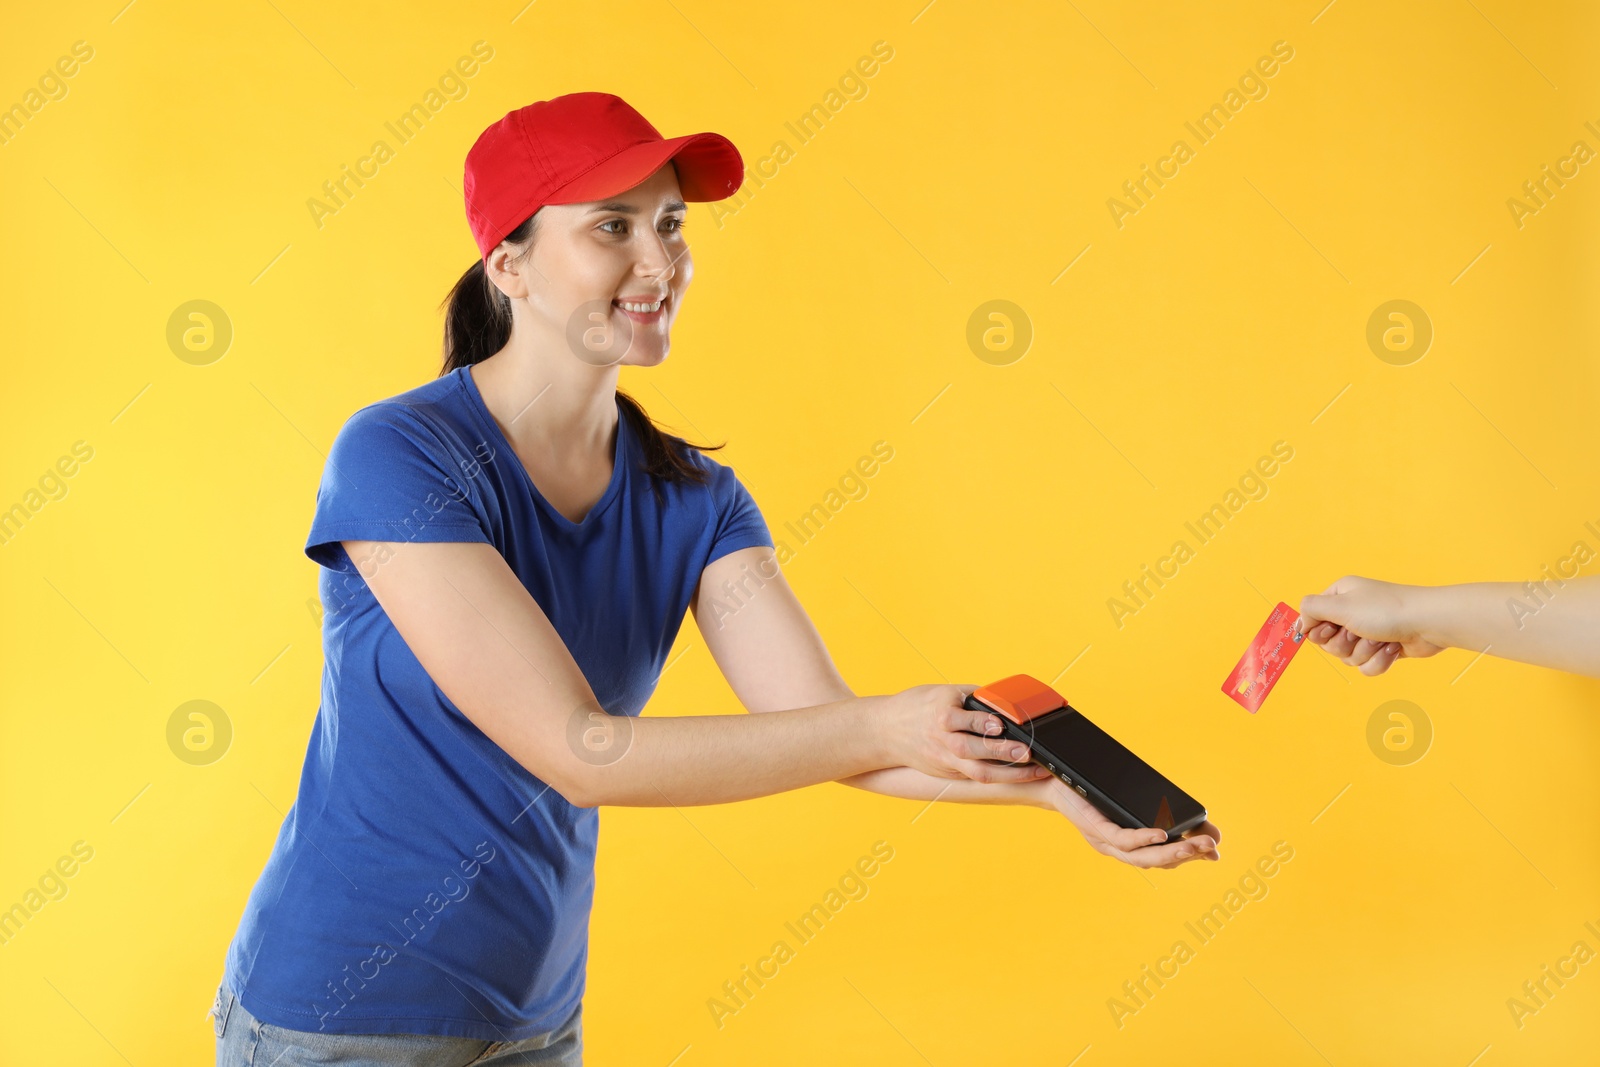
[1296,575,1448,676]
[1033,778,1221,869]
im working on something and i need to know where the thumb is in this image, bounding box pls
[1296,592,1342,635]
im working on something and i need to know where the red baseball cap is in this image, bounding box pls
[462,92,745,259]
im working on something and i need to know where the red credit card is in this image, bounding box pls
[1221,601,1306,712]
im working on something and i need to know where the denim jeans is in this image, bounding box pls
[210,979,583,1066]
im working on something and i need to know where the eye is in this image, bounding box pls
[598,216,687,236]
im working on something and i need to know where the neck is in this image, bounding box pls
[470,331,619,461]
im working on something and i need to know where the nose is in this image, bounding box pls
[635,230,683,284]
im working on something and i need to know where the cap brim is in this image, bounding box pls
[544,131,745,206]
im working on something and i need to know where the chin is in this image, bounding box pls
[625,345,670,369]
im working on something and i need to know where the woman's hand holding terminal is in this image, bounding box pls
[882,685,1223,870]
[881,683,1056,784]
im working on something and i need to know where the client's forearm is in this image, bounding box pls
[1413,577,1600,678]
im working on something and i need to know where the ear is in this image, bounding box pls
[484,245,531,300]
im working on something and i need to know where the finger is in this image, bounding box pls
[948,752,1026,783]
[1303,622,1339,647]
[1296,590,1340,635]
[973,759,1055,783]
[1101,823,1171,851]
[1345,636,1385,667]
[1181,823,1222,860]
[957,707,1006,736]
[1164,835,1218,864]
[1157,849,1215,869]
[953,733,1031,764]
[1360,642,1403,676]
[1303,625,1333,649]
[1293,608,1318,637]
[1323,626,1359,659]
[1124,835,1216,869]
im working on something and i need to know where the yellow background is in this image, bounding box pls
[2,0,1597,1063]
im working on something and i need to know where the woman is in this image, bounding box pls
[1297,573,1600,678]
[211,92,1221,1066]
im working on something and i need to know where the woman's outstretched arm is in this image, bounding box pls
[692,547,1221,868]
[346,539,1021,808]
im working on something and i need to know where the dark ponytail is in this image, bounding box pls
[438,212,724,489]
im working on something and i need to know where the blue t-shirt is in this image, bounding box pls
[222,365,772,1040]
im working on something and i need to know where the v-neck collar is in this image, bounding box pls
[457,365,626,532]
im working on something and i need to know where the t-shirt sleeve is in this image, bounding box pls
[304,403,492,573]
[706,464,773,566]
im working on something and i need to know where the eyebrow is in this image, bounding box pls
[586,198,688,215]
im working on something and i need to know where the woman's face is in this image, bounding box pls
[509,162,692,370]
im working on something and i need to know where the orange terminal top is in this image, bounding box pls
[969,674,1067,725]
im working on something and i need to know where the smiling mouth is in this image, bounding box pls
[613,295,669,319]
[608,295,665,326]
